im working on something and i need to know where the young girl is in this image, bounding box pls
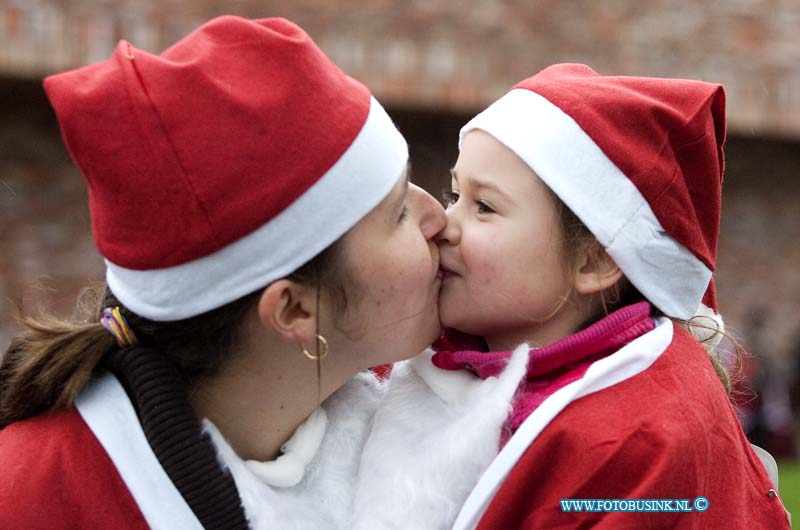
[354,64,791,529]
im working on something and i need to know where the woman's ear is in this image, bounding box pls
[257,279,317,344]
[573,243,624,295]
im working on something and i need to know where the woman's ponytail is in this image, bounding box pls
[0,310,114,427]
[0,237,346,428]
[0,279,265,429]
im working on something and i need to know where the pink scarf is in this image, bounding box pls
[431,301,655,445]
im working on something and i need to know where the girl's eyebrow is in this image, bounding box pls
[450,168,511,202]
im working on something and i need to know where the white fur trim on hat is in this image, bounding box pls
[460,89,712,321]
[107,96,407,321]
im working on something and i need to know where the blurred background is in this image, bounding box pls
[1,0,798,510]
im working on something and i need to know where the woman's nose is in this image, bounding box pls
[412,184,446,240]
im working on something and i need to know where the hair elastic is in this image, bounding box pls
[100,306,139,348]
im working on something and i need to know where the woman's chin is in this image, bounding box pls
[437,305,461,331]
[438,314,487,339]
[414,311,445,353]
[419,319,443,351]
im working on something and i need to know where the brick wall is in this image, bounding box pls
[716,136,800,373]
[2,1,800,137]
[0,78,99,347]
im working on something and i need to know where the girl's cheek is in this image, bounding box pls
[476,260,498,287]
[467,259,488,286]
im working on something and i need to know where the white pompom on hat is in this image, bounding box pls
[461,64,727,339]
[44,16,407,321]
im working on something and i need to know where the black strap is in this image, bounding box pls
[105,346,249,530]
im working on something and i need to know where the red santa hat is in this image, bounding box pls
[44,16,407,321]
[460,63,726,335]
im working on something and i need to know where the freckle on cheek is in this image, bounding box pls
[480,263,496,286]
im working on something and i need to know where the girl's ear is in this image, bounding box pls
[257,279,318,344]
[573,242,624,295]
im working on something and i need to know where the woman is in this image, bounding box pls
[0,16,446,530]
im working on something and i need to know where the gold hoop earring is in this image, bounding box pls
[300,334,329,360]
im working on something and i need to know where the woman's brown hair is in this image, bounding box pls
[0,241,349,428]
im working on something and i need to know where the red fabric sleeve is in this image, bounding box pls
[0,408,150,530]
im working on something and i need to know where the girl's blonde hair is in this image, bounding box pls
[555,196,742,395]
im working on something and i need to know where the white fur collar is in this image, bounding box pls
[350,344,529,529]
[242,407,328,488]
[205,347,527,530]
[207,371,387,530]
[408,348,489,405]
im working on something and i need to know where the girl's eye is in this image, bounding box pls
[477,200,496,214]
[442,189,459,208]
[442,189,495,214]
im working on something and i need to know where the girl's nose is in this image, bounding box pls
[412,184,447,240]
[434,202,461,246]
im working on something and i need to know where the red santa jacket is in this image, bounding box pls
[0,407,150,530]
[0,374,206,530]
[453,319,790,530]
